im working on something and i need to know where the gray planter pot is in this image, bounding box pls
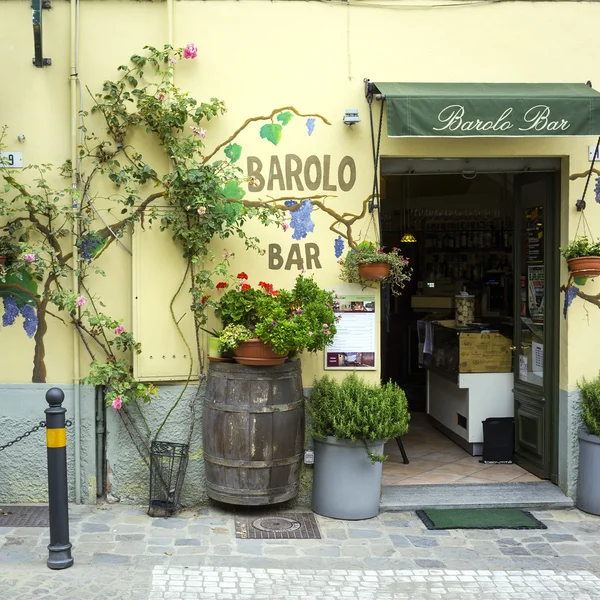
[312,436,385,520]
[576,430,600,516]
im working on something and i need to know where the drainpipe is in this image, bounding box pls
[167,0,174,46]
[70,0,82,504]
[95,386,106,496]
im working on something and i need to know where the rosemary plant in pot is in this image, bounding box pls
[576,373,600,515]
[338,241,411,296]
[308,373,410,520]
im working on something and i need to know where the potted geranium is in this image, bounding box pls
[214,273,338,366]
[339,241,411,296]
[308,373,409,520]
[560,236,600,282]
[576,372,600,515]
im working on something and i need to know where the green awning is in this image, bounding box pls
[372,82,600,138]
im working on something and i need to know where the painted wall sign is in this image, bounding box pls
[247,154,356,192]
[268,243,322,270]
[325,295,376,370]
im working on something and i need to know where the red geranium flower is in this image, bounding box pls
[241,283,251,291]
[259,281,274,293]
[216,282,228,290]
[270,290,279,296]
[237,272,249,280]
[201,295,210,304]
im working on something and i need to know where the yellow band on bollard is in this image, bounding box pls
[46,428,66,448]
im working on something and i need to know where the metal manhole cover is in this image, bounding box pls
[252,516,301,533]
[0,505,49,527]
[235,512,320,540]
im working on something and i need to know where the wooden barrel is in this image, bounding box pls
[203,360,304,505]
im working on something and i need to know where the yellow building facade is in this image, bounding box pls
[1,0,600,505]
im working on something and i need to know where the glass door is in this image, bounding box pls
[513,172,559,481]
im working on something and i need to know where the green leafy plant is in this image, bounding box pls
[578,373,600,437]
[214,273,337,355]
[338,241,412,296]
[308,373,410,462]
[560,236,600,260]
[0,235,19,259]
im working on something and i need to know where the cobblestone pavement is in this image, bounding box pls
[0,503,599,599]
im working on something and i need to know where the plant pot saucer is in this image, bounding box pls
[207,355,235,363]
[233,355,288,367]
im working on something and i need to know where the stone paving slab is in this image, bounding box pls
[0,503,599,598]
[381,482,574,511]
[150,566,600,599]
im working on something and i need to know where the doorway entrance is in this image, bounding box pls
[379,157,559,485]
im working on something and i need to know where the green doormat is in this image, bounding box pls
[416,508,547,530]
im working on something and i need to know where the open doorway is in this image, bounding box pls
[379,158,559,487]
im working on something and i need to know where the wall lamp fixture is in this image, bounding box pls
[343,109,360,126]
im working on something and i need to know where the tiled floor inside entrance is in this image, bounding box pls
[383,412,542,486]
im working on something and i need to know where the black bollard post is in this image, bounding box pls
[45,387,74,570]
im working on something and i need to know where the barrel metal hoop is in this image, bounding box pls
[204,399,304,413]
[206,482,299,496]
[204,453,302,469]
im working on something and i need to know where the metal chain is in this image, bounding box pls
[0,419,74,452]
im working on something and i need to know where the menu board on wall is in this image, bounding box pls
[325,295,376,370]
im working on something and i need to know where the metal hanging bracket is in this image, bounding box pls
[32,0,52,68]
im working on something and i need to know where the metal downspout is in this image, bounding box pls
[95,386,106,496]
[70,0,81,504]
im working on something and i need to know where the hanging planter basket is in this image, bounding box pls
[358,262,390,281]
[567,256,600,279]
[233,338,288,366]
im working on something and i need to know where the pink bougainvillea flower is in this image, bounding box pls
[76,296,86,307]
[248,176,260,188]
[308,331,313,337]
[114,325,125,335]
[23,253,36,263]
[169,58,177,66]
[111,396,122,410]
[223,250,233,259]
[281,221,289,232]
[183,42,198,59]
[155,93,165,102]
[197,206,207,215]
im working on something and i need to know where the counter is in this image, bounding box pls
[423,322,514,455]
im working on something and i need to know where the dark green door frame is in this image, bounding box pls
[512,171,560,482]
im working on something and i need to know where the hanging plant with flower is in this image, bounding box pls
[339,241,412,296]
[214,273,338,356]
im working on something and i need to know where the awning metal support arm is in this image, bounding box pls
[365,79,385,219]
[32,0,52,68]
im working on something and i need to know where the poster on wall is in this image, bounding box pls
[526,206,544,263]
[527,265,544,323]
[325,295,376,370]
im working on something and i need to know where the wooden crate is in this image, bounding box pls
[459,333,512,373]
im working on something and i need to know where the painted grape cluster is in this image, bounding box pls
[2,295,38,338]
[334,235,345,258]
[284,199,315,240]
[563,285,579,319]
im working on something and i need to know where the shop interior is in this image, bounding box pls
[379,172,542,486]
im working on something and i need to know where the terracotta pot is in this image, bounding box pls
[567,256,600,278]
[358,262,390,281]
[233,338,288,366]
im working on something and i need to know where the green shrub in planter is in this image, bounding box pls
[308,373,410,462]
[578,373,600,437]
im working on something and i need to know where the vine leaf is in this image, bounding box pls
[221,180,246,202]
[260,123,283,146]
[0,271,39,307]
[276,112,293,126]
[224,143,242,163]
